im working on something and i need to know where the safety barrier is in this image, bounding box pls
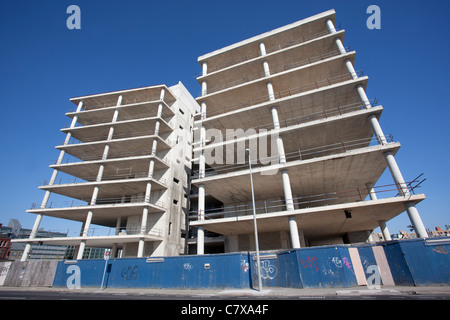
[1,238,448,289]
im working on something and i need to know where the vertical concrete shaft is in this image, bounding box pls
[266,81,275,101]
[202,62,208,76]
[379,220,392,241]
[202,81,207,96]
[327,17,427,239]
[263,60,270,77]
[197,184,205,255]
[21,214,43,261]
[137,207,149,257]
[77,210,93,259]
[259,42,267,56]
[385,153,428,238]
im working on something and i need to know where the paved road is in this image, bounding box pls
[0,289,448,300]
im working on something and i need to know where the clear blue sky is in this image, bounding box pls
[0,0,449,236]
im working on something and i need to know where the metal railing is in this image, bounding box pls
[197,71,364,118]
[189,178,425,221]
[193,135,393,178]
[41,173,168,186]
[202,49,346,96]
[201,29,338,75]
[196,99,378,134]
[52,150,170,165]
[30,196,166,210]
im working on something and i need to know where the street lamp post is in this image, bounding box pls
[246,148,262,292]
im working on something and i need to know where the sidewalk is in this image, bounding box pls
[1,285,450,298]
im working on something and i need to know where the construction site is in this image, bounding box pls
[3,9,447,291]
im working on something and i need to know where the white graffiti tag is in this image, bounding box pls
[259,260,278,280]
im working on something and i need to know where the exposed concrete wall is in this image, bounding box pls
[2,260,58,287]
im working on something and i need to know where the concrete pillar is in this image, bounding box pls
[202,62,208,76]
[379,220,392,241]
[345,60,358,80]
[384,151,409,197]
[77,210,93,259]
[137,207,149,257]
[334,38,346,54]
[281,170,295,211]
[271,106,280,129]
[263,60,270,77]
[266,81,275,101]
[21,214,43,261]
[356,85,372,109]
[404,202,428,238]
[197,184,205,255]
[197,227,205,255]
[289,216,301,249]
[202,81,207,96]
[259,42,266,56]
[369,115,387,145]
[367,183,378,200]
[281,169,300,248]
[201,102,207,120]
[160,88,166,101]
[326,19,336,33]
[384,151,428,238]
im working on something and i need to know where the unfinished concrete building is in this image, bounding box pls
[190,9,428,254]
[18,82,199,261]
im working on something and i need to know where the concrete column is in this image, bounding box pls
[115,217,122,235]
[263,60,270,77]
[289,216,301,249]
[201,102,207,120]
[116,95,123,107]
[281,169,300,248]
[259,42,266,56]
[197,184,205,255]
[345,60,358,80]
[334,38,346,54]
[379,220,392,241]
[384,151,428,238]
[202,81,207,96]
[20,214,43,261]
[404,202,428,238]
[202,62,208,76]
[160,88,166,101]
[266,81,275,101]
[90,186,99,205]
[367,183,378,200]
[77,210,93,259]
[271,106,280,129]
[369,115,387,145]
[384,151,409,197]
[137,207,149,257]
[197,227,205,255]
[281,170,295,211]
[81,210,93,237]
[326,19,337,33]
[356,85,372,109]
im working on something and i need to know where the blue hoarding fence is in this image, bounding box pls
[51,237,450,290]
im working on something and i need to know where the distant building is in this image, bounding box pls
[2,219,67,260]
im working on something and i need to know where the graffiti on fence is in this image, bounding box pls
[260,260,278,280]
[121,265,139,281]
[300,256,318,272]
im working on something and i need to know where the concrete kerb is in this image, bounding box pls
[1,285,450,298]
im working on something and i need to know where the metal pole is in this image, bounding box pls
[246,148,262,292]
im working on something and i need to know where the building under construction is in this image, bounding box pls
[17,10,428,260]
[189,9,427,254]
